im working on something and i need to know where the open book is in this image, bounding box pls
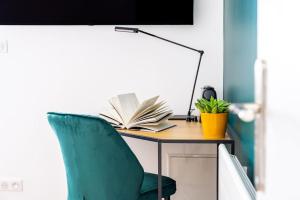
[99,93,175,132]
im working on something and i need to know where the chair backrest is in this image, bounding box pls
[47,112,144,200]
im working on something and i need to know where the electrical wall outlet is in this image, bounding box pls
[0,40,8,54]
[0,179,23,192]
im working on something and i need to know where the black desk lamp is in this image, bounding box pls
[115,26,204,122]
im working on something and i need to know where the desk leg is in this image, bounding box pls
[216,143,220,200]
[231,142,235,155]
[158,142,162,200]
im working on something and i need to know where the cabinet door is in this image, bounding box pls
[163,144,217,200]
[163,144,216,200]
[168,155,216,200]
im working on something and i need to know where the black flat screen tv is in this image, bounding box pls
[0,0,193,25]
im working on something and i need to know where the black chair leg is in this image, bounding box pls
[164,197,170,200]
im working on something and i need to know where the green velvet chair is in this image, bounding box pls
[47,112,176,200]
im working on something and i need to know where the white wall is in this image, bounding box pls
[0,0,223,199]
[257,1,300,200]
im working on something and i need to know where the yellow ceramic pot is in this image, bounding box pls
[201,113,228,139]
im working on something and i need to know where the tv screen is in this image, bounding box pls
[0,0,193,25]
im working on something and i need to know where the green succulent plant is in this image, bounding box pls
[195,97,230,114]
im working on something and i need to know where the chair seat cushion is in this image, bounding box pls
[139,172,176,200]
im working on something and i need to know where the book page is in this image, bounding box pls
[133,101,166,122]
[112,93,139,126]
[129,96,159,124]
[128,112,172,128]
[99,108,123,124]
[100,106,123,124]
[98,114,123,128]
[109,96,124,124]
[137,122,176,132]
[136,105,170,121]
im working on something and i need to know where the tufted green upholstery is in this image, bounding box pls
[47,112,176,200]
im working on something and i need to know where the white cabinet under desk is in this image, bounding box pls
[163,144,217,200]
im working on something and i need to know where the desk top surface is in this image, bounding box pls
[118,120,233,143]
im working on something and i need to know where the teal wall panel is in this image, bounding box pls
[223,0,257,181]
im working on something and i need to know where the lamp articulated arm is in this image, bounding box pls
[186,51,204,122]
[115,26,205,122]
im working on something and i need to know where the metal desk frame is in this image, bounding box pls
[119,131,235,200]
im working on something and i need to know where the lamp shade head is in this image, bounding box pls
[115,26,139,33]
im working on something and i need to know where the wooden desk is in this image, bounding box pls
[118,120,234,200]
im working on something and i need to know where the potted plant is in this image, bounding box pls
[195,97,231,139]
